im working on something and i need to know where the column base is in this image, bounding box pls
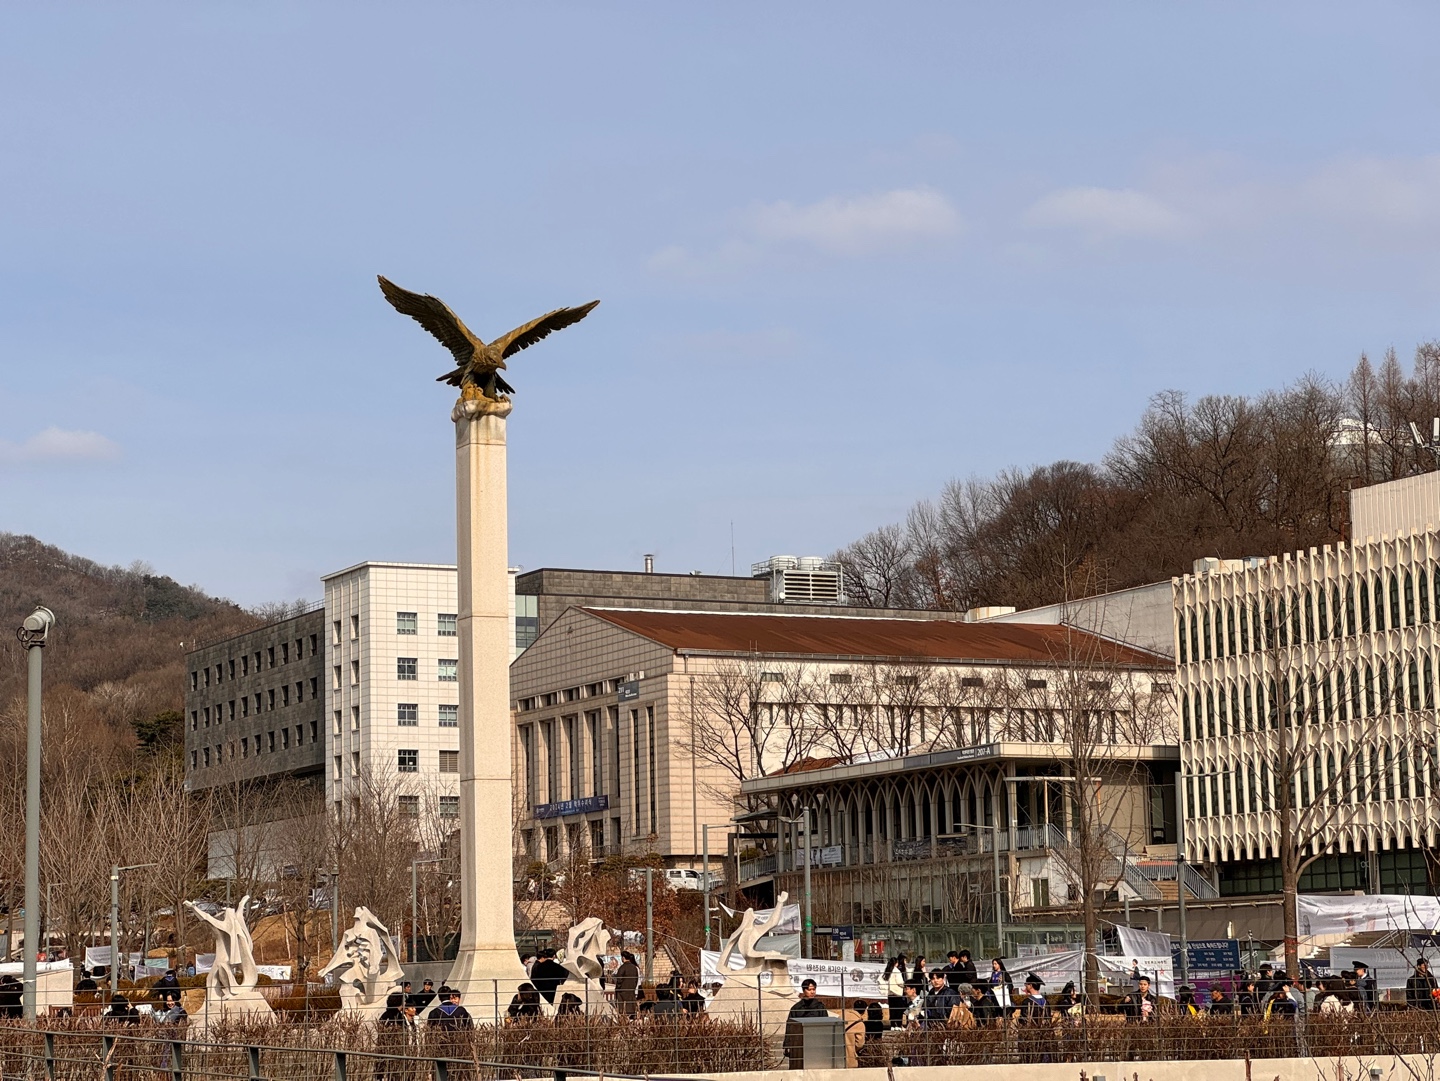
[445,946,530,1023]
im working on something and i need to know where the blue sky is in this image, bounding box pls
[3,3,1440,606]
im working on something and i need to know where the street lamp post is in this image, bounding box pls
[701,824,727,952]
[110,863,158,998]
[17,606,54,1021]
[779,812,813,959]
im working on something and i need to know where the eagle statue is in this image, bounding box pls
[378,275,598,400]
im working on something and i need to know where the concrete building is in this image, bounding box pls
[1175,472,1440,897]
[979,581,1177,658]
[183,605,328,792]
[508,606,1176,895]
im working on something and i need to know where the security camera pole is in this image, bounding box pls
[17,606,55,1020]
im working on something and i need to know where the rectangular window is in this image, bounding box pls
[333,665,342,691]
[267,689,275,711]
[520,725,536,810]
[310,677,318,699]
[228,700,236,721]
[282,685,291,707]
[191,672,198,691]
[267,646,275,668]
[204,669,211,688]
[565,715,580,798]
[254,692,262,713]
[351,660,360,685]
[295,637,304,660]
[295,724,304,746]
[397,657,418,681]
[203,747,211,767]
[439,749,459,773]
[333,755,342,781]
[439,795,459,818]
[439,704,459,728]
[281,643,290,665]
[609,706,621,799]
[350,615,360,640]
[438,658,458,682]
[241,698,249,718]
[515,594,539,651]
[295,681,303,703]
[631,708,642,829]
[647,704,657,835]
[268,731,276,752]
[190,710,198,731]
[587,710,602,796]
[351,705,360,731]
[242,656,249,676]
[204,706,211,727]
[191,750,197,770]
[438,612,457,636]
[240,737,249,758]
[282,727,290,749]
[397,611,418,635]
[397,703,419,726]
[542,720,557,802]
[397,748,419,773]
[310,633,318,655]
[398,794,419,817]
[333,710,342,736]
[228,659,236,680]
[333,620,342,646]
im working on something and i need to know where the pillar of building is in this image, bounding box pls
[445,394,527,1017]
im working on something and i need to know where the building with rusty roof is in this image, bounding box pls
[508,605,1178,949]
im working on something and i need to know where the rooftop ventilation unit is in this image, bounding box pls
[751,555,846,605]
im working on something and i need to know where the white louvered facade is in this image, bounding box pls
[1174,538,1440,891]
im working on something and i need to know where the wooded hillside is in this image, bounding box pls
[835,344,1440,613]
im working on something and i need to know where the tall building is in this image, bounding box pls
[1175,472,1440,896]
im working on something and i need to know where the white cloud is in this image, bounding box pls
[0,427,121,465]
[746,186,962,255]
[650,186,962,275]
[1023,186,1191,241]
[1299,155,1440,233]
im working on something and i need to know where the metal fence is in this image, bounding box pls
[0,1017,769,1081]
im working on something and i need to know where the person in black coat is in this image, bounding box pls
[785,980,831,1067]
[529,948,570,1005]
[1407,958,1439,1009]
[1123,976,1158,1022]
[1207,986,1234,1014]
[1352,962,1378,1011]
[428,987,474,1029]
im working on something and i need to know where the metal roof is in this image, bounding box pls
[580,608,1169,667]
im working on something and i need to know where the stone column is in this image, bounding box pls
[446,393,527,1017]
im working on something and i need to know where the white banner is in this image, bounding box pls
[1115,925,1172,961]
[256,964,291,981]
[1003,952,1176,998]
[700,951,887,998]
[84,946,112,969]
[1298,894,1440,937]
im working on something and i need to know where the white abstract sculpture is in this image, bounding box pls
[706,891,798,1035]
[556,917,613,1016]
[185,896,275,1026]
[319,907,405,1019]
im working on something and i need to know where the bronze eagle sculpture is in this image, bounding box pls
[378,275,598,399]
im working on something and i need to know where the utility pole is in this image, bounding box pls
[702,825,717,952]
[18,606,54,1021]
[1175,773,1189,986]
[644,868,654,984]
[111,863,157,998]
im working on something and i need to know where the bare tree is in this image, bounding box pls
[682,657,817,796]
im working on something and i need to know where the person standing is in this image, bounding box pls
[614,951,641,1017]
[427,987,474,1029]
[1407,958,1439,1009]
[883,955,909,1027]
[1123,976,1158,1022]
[784,979,831,1068]
[529,948,570,1006]
[922,969,959,1028]
[967,982,1002,1026]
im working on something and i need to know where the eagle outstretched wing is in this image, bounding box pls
[377,276,482,365]
[492,300,600,359]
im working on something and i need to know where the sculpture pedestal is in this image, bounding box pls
[191,988,274,1033]
[445,396,527,1021]
[706,969,796,1038]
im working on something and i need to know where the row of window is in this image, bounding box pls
[1187,743,1438,818]
[1181,654,1436,741]
[517,705,658,835]
[395,611,458,636]
[396,657,457,681]
[1180,567,1440,665]
[396,748,459,773]
[518,679,628,712]
[396,703,459,727]
[191,720,319,769]
[191,634,320,690]
[191,677,320,730]
[399,794,459,818]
